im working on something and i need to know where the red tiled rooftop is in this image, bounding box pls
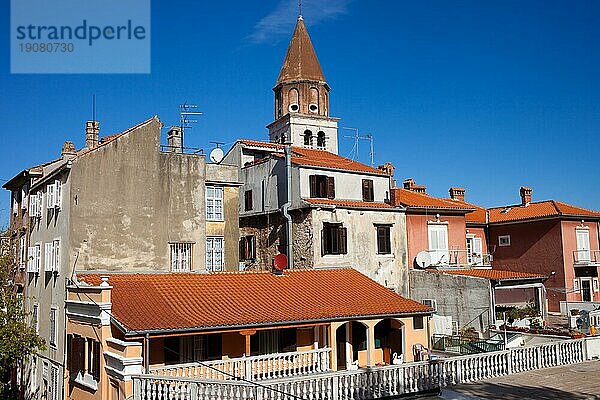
[239,139,387,175]
[445,198,487,224]
[488,200,600,224]
[303,198,394,209]
[431,269,546,281]
[391,188,474,212]
[78,268,431,334]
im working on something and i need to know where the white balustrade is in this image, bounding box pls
[134,338,590,400]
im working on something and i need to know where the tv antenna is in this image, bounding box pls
[342,127,375,167]
[179,102,203,151]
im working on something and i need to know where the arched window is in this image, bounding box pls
[317,131,326,148]
[288,88,299,112]
[303,130,313,146]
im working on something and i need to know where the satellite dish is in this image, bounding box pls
[415,251,432,269]
[209,147,224,163]
[273,254,288,271]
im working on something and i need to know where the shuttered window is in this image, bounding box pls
[239,235,256,261]
[309,175,335,199]
[376,225,391,254]
[49,308,57,347]
[170,243,192,272]
[67,335,85,378]
[362,179,374,202]
[244,190,253,211]
[322,223,347,255]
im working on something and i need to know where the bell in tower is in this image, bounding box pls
[267,16,339,154]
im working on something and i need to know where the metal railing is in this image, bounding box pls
[423,249,493,267]
[432,334,504,355]
[573,250,600,265]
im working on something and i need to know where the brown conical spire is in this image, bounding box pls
[276,17,326,84]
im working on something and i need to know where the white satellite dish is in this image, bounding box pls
[415,251,432,269]
[209,147,224,163]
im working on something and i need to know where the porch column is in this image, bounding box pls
[346,323,352,369]
[364,320,379,367]
[329,322,342,371]
[239,330,256,356]
[313,326,319,349]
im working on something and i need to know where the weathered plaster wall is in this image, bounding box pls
[298,167,390,202]
[312,208,409,294]
[410,270,492,335]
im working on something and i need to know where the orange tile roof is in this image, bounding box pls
[239,139,387,175]
[303,198,394,209]
[431,269,546,281]
[392,188,474,212]
[78,268,431,334]
[488,200,600,224]
[445,199,487,224]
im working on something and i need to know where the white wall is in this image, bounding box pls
[299,167,390,202]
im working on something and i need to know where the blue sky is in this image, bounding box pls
[1,0,599,226]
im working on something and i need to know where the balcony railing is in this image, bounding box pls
[150,348,331,381]
[423,249,492,267]
[574,250,600,265]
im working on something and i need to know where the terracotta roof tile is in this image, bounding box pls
[239,139,387,175]
[431,269,546,280]
[488,200,600,223]
[303,198,394,209]
[78,268,431,334]
[391,188,474,212]
[445,199,487,223]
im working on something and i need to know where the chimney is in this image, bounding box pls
[520,186,532,206]
[85,121,99,149]
[61,141,77,159]
[449,187,465,202]
[167,126,182,153]
[377,162,395,177]
[403,178,415,190]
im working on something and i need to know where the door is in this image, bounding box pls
[428,224,448,265]
[582,279,593,302]
[576,229,591,262]
[472,237,483,265]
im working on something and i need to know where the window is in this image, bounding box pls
[422,299,437,312]
[88,339,101,382]
[467,236,483,265]
[49,308,57,347]
[309,175,334,199]
[498,235,511,247]
[303,130,313,146]
[32,304,39,333]
[206,237,224,271]
[376,225,391,254]
[29,192,42,218]
[428,224,448,265]
[322,223,347,255]
[362,179,374,202]
[67,335,85,379]
[316,131,326,148]
[206,186,224,220]
[244,190,253,211]
[47,183,55,210]
[170,243,192,272]
[21,186,28,210]
[413,316,424,330]
[44,239,60,273]
[50,365,59,400]
[576,229,591,262]
[12,190,19,215]
[19,235,26,269]
[239,235,256,261]
[27,244,41,273]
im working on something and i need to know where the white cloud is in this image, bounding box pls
[247,0,352,44]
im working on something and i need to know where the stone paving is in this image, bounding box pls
[439,360,600,399]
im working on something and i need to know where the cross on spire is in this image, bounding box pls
[298,0,302,19]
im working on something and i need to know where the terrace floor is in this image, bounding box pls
[439,360,600,399]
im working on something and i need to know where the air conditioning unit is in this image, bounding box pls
[422,299,437,312]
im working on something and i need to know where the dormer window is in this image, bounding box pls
[316,131,326,148]
[303,130,313,146]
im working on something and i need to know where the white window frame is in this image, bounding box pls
[53,238,60,273]
[428,223,449,265]
[576,228,591,262]
[170,242,193,272]
[13,191,19,215]
[47,183,55,210]
[498,235,511,247]
[21,186,29,210]
[19,235,27,269]
[206,236,224,271]
[49,307,57,348]
[206,186,224,221]
[54,180,62,209]
[50,365,59,400]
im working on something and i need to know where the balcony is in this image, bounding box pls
[150,348,332,381]
[421,249,492,268]
[573,250,600,266]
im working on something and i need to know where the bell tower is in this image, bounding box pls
[267,16,339,154]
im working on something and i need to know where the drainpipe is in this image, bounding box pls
[280,141,294,269]
[144,333,150,373]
